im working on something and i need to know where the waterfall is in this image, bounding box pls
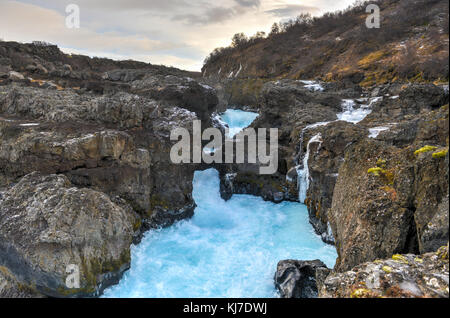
[102,168,337,298]
[298,80,324,92]
[234,63,243,78]
[297,133,322,203]
[101,110,337,298]
[292,95,383,204]
[337,98,381,124]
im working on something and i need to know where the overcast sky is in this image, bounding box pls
[0,0,356,71]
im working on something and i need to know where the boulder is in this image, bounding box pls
[274,260,328,298]
[319,245,449,298]
[8,71,24,81]
[0,172,138,297]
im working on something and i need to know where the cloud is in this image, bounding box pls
[0,0,359,71]
[234,0,261,8]
[265,4,320,18]
[16,0,192,13]
[174,0,262,26]
[174,6,237,25]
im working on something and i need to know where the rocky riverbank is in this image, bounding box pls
[0,41,215,297]
[1,37,449,298]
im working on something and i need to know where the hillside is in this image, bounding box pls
[202,0,449,87]
[0,40,200,93]
[0,1,448,299]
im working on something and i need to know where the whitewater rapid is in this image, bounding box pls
[218,109,259,138]
[103,108,336,298]
[103,169,337,298]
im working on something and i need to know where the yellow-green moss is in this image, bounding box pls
[358,50,387,69]
[414,145,438,156]
[368,167,395,185]
[0,266,11,276]
[149,194,170,213]
[351,288,372,298]
[382,266,393,273]
[437,244,449,260]
[376,159,387,168]
[65,249,132,296]
[392,254,409,264]
[432,149,448,159]
[133,217,142,232]
[368,167,384,176]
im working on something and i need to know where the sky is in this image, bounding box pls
[0,0,356,71]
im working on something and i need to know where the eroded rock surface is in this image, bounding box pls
[0,41,218,297]
[274,260,328,298]
[330,103,449,271]
[318,245,449,298]
[0,172,138,297]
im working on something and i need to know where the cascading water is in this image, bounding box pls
[102,109,337,298]
[337,99,372,124]
[294,96,382,202]
[299,80,324,92]
[296,134,322,204]
[103,168,337,298]
[218,109,259,138]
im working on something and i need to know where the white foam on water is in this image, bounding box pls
[103,169,337,298]
[337,99,372,124]
[297,134,322,204]
[369,126,390,138]
[299,80,324,92]
[217,109,259,138]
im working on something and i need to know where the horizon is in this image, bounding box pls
[0,0,356,71]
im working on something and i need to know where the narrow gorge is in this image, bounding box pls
[0,0,449,299]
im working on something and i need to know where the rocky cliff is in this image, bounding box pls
[201,3,449,287]
[0,41,216,297]
[1,0,449,298]
[318,244,449,298]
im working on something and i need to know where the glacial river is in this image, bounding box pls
[103,109,337,298]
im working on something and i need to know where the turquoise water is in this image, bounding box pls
[103,169,337,298]
[219,109,259,137]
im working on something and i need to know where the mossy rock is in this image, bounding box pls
[368,167,384,176]
[414,145,438,156]
[392,254,409,264]
[382,266,393,273]
[432,149,448,159]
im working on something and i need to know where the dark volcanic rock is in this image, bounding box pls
[217,79,350,204]
[319,245,449,298]
[329,105,449,271]
[305,121,367,240]
[0,265,44,298]
[0,85,204,228]
[0,43,219,297]
[274,260,328,298]
[0,172,138,297]
[131,75,218,122]
[362,83,449,126]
